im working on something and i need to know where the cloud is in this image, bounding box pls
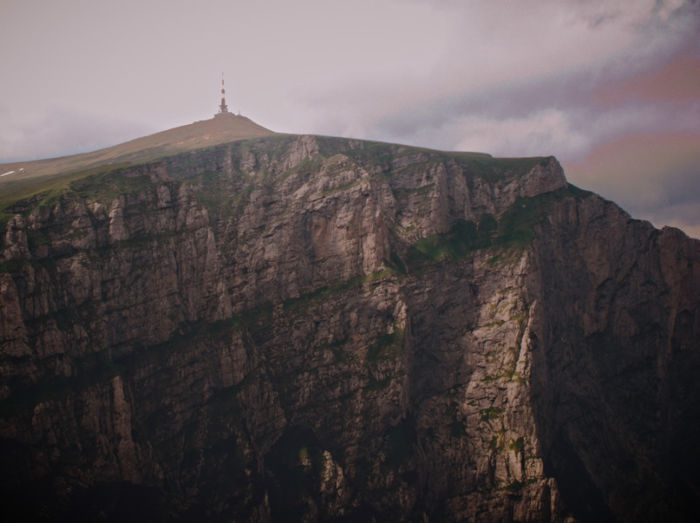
[286,1,700,153]
[592,48,700,105]
[1,0,699,235]
[0,105,155,162]
[1,0,698,158]
[411,109,588,157]
[564,132,700,237]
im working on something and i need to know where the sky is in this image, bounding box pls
[1,0,699,236]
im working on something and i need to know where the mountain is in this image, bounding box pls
[0,123,698,522]
[0,113,274,212]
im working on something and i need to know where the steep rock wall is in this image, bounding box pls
[0,135,697,522]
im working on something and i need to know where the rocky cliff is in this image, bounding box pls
[0,134,698,522]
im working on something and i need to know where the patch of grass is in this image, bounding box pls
[317,178,363,197]
[566,182,593,199]
[366,328,404,362]
[457,155,547,183]
[282,277,363,314]
[0,163,133,217]
[318,137,550,195]
[496,201,537,247]
[70,167,156,204]
[385,250,408,275]
[364,266,400,282]
[489,433,505,452]
[392,183,435,197]
[342,140,403,169]
[404,186,576,272]
[487,253,504,265]
[405,217,494,270]
[510,437,524,454]
[496,187,573,248]
[0,133,283,223]
[483,368,522,383]
[275,154,326,186]
[193,172,258,226]
[480,406,504,422]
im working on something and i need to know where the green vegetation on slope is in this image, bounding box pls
[0,128,552,226]
[403,185,584,271]
[315,134,546,183]
[0,114,276,220]
[0,113,273,185]
[366,329,405,362]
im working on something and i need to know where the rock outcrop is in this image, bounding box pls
[0,134,698,522]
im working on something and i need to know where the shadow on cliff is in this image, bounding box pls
[527,215,700,522]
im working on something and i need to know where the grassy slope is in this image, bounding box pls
[0,120,556,235]
[0,113,274,211]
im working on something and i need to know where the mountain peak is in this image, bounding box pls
[0,114,275,203]
[1,114,273,175]
[108,113,275,161]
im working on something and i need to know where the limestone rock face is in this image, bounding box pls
[0,135,698,522]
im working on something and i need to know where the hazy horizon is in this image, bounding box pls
[1,0,699,236]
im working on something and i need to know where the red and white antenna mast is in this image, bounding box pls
[218,73,229,114]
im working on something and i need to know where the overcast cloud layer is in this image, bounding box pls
[1,0,699,236]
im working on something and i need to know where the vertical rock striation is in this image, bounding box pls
[0,134,698,521]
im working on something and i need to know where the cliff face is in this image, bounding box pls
[0,135,698,522]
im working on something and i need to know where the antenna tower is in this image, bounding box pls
[218,73,229,114]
